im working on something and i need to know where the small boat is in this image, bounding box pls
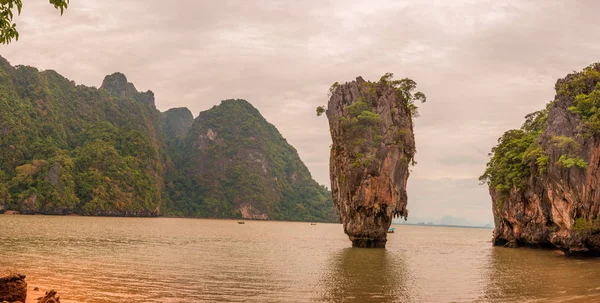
[387,227,395,233]
[237,221,245,224]
[311,223,317,225]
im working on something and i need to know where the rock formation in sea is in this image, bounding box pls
[0,273,27,303]
[322,74,425,248]
[481,64,600,255]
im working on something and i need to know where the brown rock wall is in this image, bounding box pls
[326,77,416,247]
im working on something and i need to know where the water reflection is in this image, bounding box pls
[482,247,600,302]
[5,216,600,302]
[318,248,413,303]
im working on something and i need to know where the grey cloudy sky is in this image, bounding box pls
[4,0,600,225]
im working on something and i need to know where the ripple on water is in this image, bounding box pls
[2,216,600,302]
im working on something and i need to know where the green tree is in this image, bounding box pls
[0,182,10,205]
[480,64,600,194]
[0,0,69,44]
[316,106,325,116]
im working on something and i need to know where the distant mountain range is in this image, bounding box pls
[393,215,494,228]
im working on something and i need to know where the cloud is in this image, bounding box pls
[4,0,600,223]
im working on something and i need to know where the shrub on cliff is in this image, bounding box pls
[479,109,548,193]
[572,217,600,236]
[564,64,600,135]
[317,73,425,118]
[317,73,425,169]
[479,64,600,194]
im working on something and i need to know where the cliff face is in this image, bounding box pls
[325,76,419,247]
[483,64,600,255]
[176,99,337,222]
[100,72,139,99]
[161,107,194,139]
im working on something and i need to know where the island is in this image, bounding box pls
[319,73,425,247]
[481,63,600,255]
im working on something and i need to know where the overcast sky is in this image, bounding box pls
[4,0,600,225]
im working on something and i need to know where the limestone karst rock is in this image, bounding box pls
[161,107,194,140]
[0,58,165,216]
[482,64,600,255]
[100,72,139,99]
[324,75,423,248]
[178,99,337,221]
[0,56,337,222]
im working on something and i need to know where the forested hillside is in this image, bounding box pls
[0,57,336,222]
[166,99,337,222]
[0,58,165,215]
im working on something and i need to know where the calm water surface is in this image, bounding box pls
[1,215,600,302]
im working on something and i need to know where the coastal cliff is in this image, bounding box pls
[0,56,336,222]
[323,74,425,247]
[481,64,600,255]
[174,99,337,221]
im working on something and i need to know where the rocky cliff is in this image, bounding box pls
[100,72,140,100]
[161,107,194,140]
[324,74,424,247]
[481,64,600,255]
[173,99,337,222]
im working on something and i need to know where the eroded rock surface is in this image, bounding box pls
[483,64,600,255]
[325,76,419,248]
[0,273,27,303]
[180,99,338,221]
[37,290,61,303]
[100,72,139,98]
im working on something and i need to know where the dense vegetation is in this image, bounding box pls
[379,72,426,117]
[0,58,164,215]
[572,216,600,235]
[317,73,426,118]
[479,109,549,193]
[0,57,336,222]
[168,99,337,222]
[317,73,425,169]
[480,64,600,196]
[564,63,600,134]
[341,99,382,169]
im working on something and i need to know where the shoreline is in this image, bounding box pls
[0,212,339,224]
